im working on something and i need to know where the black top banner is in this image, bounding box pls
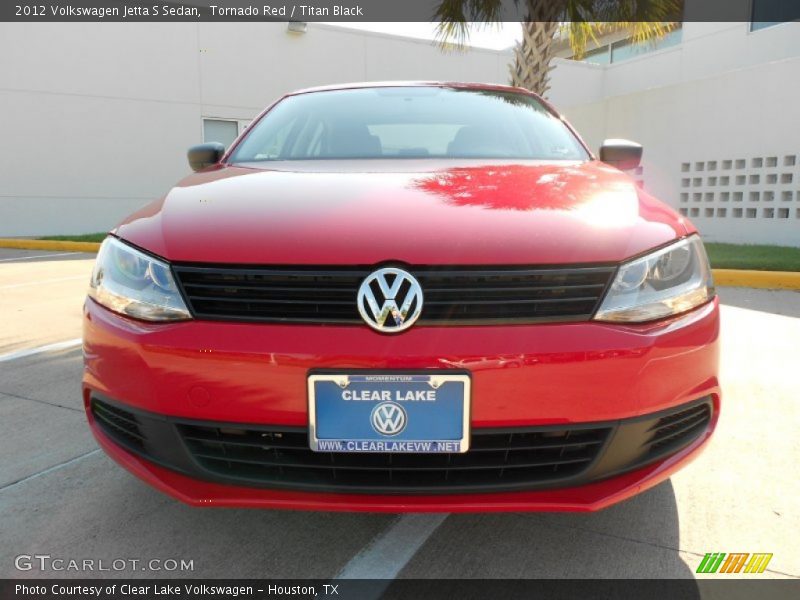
[2,0,800,23]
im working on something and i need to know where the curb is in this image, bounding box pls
[0,238,798,290]
[712,269,800,291]
[0,238,102,253]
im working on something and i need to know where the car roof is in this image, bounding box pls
[287,81,538,98]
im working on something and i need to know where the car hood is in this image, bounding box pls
[116,160,688,265]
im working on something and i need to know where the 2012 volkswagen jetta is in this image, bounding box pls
[83,82,719,512]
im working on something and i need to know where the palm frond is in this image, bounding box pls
[607,20,678,44]
[434,0,512,49]
[560,21,605,59]
[432,0,686,93]
[561,0,683,58]
[587,0,683,22]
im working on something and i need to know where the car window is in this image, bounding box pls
[231,87,589,162]
[251,115,298,160]
[367,124,461,157]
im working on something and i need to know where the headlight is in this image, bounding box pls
[88,237,191,322]
[594,236,714,323]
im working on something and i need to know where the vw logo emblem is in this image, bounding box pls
[371,402,407,436]
[357,267,423,333]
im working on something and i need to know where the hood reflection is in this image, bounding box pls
[413,162,639,225]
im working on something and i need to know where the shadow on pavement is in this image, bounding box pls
[717,287,800,318]
[399,480,700,584]
[2,437,698,585]
[0,449,396,579]
[0,347,84,410]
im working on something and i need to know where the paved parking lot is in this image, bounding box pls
[0,248,798,582]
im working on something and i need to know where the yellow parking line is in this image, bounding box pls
[0,239,101,252]
[712,269,800,290]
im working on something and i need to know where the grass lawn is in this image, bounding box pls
[38,233,107,243]
[704,242,800,272]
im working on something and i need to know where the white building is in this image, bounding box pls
[0,23,511,236]
[549,21,800,247]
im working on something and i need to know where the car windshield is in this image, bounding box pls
[229,87,589,162]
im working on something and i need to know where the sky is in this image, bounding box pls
[321,22,522,50]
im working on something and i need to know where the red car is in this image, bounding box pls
[83,82,719,512]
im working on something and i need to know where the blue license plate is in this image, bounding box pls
[308,373,470,453]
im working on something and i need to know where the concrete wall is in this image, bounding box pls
[551,22,800,107]
[549,22,800,246]
[0,23,512,236]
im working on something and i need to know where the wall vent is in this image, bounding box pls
[676,155,800,226]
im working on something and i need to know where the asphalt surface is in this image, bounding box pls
[0,248,798,583]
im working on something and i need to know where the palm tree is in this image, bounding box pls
[435,0,681,96]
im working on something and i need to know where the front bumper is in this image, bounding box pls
[82,296,720,511]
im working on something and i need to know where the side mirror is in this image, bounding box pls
[188,142,225,172]
[599,139,643,171]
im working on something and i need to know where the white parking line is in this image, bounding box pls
[0,252,79,262]
[0,449,100,492]
[335,513,447,582]
[0,338,82,363]
[0,275,87,289]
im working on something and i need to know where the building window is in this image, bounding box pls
[203,119,240,147]
[583,46,610,65]
[750,0,798,30]
[569,25,682,65]
[609,27,683,63]
[751,22,782,30]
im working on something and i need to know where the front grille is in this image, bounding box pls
[178,425,611,493]
[91,399,145,451]
[172,264,615,325]
[645,402,712,457]
[89,394,715,495]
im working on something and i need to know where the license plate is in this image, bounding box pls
[308,373,470,453]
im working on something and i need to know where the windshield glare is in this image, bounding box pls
[230,87,589,162]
